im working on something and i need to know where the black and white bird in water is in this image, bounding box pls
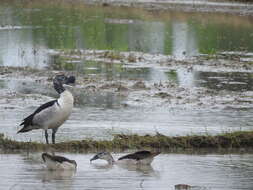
[42,152,77,170]
[90,150,160,165]
[17,74,75,144]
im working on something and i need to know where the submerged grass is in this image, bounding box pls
[0,131,253,153]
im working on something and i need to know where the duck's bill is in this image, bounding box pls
[90,155,99,163]
[64,76,76,88]
[66,76,75,84]
[55,74,76,85]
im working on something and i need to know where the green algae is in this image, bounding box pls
[1,131,253,153]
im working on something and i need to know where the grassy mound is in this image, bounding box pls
[0,131,253,153]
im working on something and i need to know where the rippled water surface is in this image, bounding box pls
[1,75,253,142]
[0,0,253,142]
[0,0,252,66]
[0,153,252,190]
[0,1,253,189]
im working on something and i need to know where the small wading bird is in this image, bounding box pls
[42,153,77,170]
[90,150,160,165]
[17,74,75,144]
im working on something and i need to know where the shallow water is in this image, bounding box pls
[0,0,253,67]
[0,153,252,190]
[0,1,253,189]
[0,1,253,141]
[1,77,253,142]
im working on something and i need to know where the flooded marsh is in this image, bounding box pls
[0,0,253,189]
[0,0,253,143]
[0,0,253,142]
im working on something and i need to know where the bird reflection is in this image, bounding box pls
[91,163,114,170]
[42,169,76,182]
[91,161,156,175]
[118,163,155,175]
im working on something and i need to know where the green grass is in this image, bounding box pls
[1,131,253,153]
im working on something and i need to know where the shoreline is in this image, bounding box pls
[4,0,253,15]
[78,0,253,15]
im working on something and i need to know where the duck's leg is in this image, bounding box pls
[45,130,49,144]
[52,128,58,144]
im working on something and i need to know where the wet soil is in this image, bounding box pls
[2,50,253,111]
[79,0,253,15]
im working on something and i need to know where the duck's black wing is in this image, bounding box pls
[18,100,57,133]
[42,153,74,164]
[48,155,72,163]
[118,151,152,161]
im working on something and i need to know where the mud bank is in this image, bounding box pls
[5,0,253,15]
[47,50,253,110]
[2,50,253,142]
[2,50,253,111]
[78,0,253,15]
[1,131,252,153]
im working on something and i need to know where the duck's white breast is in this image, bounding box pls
[34,90,74,130]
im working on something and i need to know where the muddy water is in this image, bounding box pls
[0,1,252,65]
[0,1,253,189]
[1,77,253,142]
[0,1,253,141]
[0,153,252,190]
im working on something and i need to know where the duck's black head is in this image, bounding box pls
[90,152,111,162]
[54,74,75,85]
[42,152,51,162]
[53,74,76,94]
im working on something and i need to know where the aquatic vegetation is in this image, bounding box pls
[0,1,253,155]
[0,131,252,153]
[102,51,124,60]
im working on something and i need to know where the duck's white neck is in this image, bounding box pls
[105,154,115,165]
[58,90,74,107]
